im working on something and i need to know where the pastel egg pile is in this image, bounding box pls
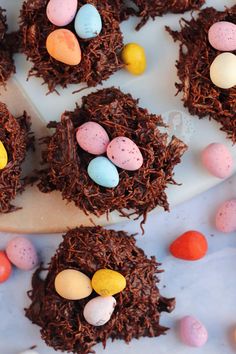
[76,121,143,188]
[46,0,102,65]
[54,268,126,326]
[208,21,236,89]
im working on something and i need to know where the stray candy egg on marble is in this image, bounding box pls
[208,21,236,51]
[88,156,119,188]
[121,43,146,75]
[55,269,92,300]
[107,137,143,171]
[0,140,8,169]
[76,122,110,155]
[83,296,116,326]
[215,199,236,233]
[201,143,233,179]
[180,316,208,347]
[19,351,39,354]
[0,251,12,283]
[46,29,81,65]
[210,52,236,89]
[92,269,126,297]
[74,4,102,39]
[46,0,78,26]
[6,237,38,271]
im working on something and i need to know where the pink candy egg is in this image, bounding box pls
[215,199,236,233]
[76,122,110,155]
[107,137,143,171]
[201,143,233,179]
[47,0,78,26]
[6,237,38,271]
[208,21,236,51]
[180,316,208,347]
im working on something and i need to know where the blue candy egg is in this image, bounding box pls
[88,157,119,188]
[74,4,102,39]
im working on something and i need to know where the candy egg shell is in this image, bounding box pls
[121,43,146,75]
[46,0,78,26]
[0,251,12,283]
[215,199,236,233]
[107,137,143,171]
[76,122,110,155]
[208,21,236,51]
[74,4,102,39]
[180,316,208,347]
[6,237,38,271]
[83,296,116,326]
[92,269,126,297]
[88,156,119,188]
[46,29,81,66]
[55,269,92,300]
[0,140,8,169]
[210,52,236,89]
[201,143,233,179]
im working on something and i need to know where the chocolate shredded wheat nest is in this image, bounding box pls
[0,102,33,213]
[38,87,187,227]
[166,6,236,142]
[25,226,176,354]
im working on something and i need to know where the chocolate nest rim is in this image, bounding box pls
[25,226,176,354]
[38,87,187,228]
[166,5,236,142]
[0,102,33,213]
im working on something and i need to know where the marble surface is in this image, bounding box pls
[0,174,236,354]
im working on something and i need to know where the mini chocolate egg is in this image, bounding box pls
[74,4,102,39]
[107,136,143,171]
[215,199,236,233]
[83,296,116,326]
[6,237,38,271]
[76,122,110,155]
[46,0,78,26]
[87,156,119,188]
[46,29,81,65]
[210,52,236,89]
[0,140,8,169]
[208,21,236,51]
[121,43,146,75]
[180,316,208,347]
[19,351,39,354]
[92,269,126,297]
[55,269,92,300]
[201,143,233,179]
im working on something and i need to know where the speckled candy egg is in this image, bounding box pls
[107,137,143,171]
[92,269,126,296]
[83,296,116,326]
[210,52,236,89]
[201,143,233,179]
[76,122,110,155]
[6,237,38,271]
[88,156,119,188]
[46,0,78,26]
[215,199,236,233]
[55,269,93,300]
[180,316,208,347]
[208,21,236,51]
[74,4,102,39]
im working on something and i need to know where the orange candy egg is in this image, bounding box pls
[0,251,12,283]
[46,29,81,65]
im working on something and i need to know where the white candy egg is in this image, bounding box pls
[83,296,116,326]
[210,52,236,89]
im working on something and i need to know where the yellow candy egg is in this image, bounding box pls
[92,269,126,297]
[121,43,146,75]
[55,269,93,300]
[210,52,236,89]
[46,29,82,66]
[0,141,8,170]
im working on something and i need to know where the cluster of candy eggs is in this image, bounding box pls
[76,121,143,188]
[208,21,236,89]
[54,268,126,326]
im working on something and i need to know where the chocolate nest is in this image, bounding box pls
[38,88,187,226]
[166,6,236,142]
[25,226,176,354]
[0,102,33,213]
